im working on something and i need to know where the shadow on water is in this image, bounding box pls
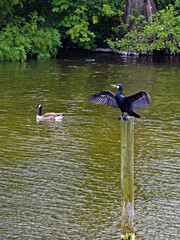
[0,54,179,239]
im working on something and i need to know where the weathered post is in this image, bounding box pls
[120,117,135,240]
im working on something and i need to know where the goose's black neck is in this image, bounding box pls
[38,106,42,116]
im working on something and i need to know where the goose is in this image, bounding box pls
[35,104,65,121]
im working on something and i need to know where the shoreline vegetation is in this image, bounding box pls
[0,0,179,61]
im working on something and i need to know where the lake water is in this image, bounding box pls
[0,54,179,239]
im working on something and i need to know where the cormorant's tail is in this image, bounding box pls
[128,110,140,118]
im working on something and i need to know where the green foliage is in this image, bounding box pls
[107,4,180,54]
[0,0,125,60]
[0,0,179,61]
[102,4,114,16]
[51,0,125,49]
[0,0,23,26]
[62,6,96,49]
[154,0,177,9]
[0,12,61,61]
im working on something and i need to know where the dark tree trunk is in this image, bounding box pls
[123,0,157,30]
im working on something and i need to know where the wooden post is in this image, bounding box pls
[120,117,135,240]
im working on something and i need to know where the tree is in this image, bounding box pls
[123,0,157,30]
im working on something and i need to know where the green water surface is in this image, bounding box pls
[0,55,179,239]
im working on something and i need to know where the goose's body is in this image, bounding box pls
[88,84,151,120]
[35,104,65,121]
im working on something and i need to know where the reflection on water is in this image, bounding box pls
[0,55,179,239]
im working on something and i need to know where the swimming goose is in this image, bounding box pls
[35,103,65,121]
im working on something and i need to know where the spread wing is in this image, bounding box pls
[88,91,118,108]
[125,91,151,109]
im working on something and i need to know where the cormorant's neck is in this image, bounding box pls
[38,106,42,116]
[117,88,123,95]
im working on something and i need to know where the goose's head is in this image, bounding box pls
[34,103,42,108]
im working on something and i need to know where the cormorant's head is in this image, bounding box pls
[111,84,123,93]
[34,103,42,108]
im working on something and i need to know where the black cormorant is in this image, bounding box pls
[88,84,151,119]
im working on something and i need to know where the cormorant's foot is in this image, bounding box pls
[118,116,129,120]
[118,116,127,120]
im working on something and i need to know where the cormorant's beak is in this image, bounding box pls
[111,84,119,89]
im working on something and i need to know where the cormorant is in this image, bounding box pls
[88,84,151,119]
[35,104,65,121]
